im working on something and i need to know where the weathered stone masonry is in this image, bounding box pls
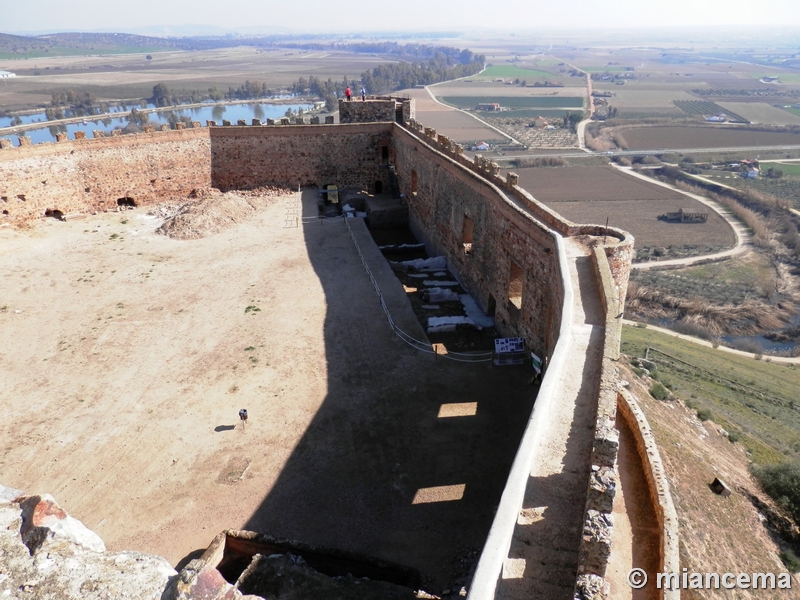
[0,129,210,223]
[392,126,562,358]
[0,107,651,599]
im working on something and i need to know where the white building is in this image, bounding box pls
[0,71,16,78]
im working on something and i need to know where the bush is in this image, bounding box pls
[780,549,800,573]
[650,382,668,400]
[728,431,741,443]
[752,462,800,524]
[697,408,712,421]
[632,367,645,377]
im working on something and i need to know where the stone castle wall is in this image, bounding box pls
[0,129,211,224]
[392,125,562,358]
[209,123,393,192]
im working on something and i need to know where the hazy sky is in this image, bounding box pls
[5,0,800,35]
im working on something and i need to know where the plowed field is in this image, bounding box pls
[505,166,735,248]
[619,126,800,150]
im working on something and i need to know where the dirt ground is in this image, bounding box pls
[619,363,800,598]
[0,191,538,593]
[502,166,736,250]
[401,87,504,144]
[619,126,800,151]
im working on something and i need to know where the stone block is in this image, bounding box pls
[266,119,275,125]
[92,130,105,139]
[507,172,519,187]
[143,125,154,133]
[191,121,202,128]
[711,477,731,497]
[222,120,231,127]
[55,133,68,142]
[310,116,320,124]
[325,116,334,124]
[206,120,217,127]
[0,138,13,149]
[237,119,247,126]
[175,122,185,130]
[252,119,262,126]
[160,124,170,132]
[111,129,122,136]
[578,510,614,576]
[18,136,32,146]
[74,131,87,139]
[586,467,617,513]
[280,118,290,125]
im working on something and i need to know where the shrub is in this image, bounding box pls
[696,408,712,421]
[650,382,668,400]
[632,367,645,377]
[780,549,800,573]
[752,462,800,524]
[728,431,741,443]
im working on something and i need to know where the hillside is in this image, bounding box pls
[620,362,799,598]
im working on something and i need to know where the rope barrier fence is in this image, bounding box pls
[312,216,495,363]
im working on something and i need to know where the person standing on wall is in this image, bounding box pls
[345,86,352,101]
[360,86,366,101]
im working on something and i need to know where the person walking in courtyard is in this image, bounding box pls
[345,86,352,101]
[239,408,248,430]
[360,86,366,101]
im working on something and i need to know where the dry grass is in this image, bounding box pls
[626,285,795,336]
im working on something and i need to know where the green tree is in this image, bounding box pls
[128,107,149,126]
[752,461,800,523]
[152,83,170,108]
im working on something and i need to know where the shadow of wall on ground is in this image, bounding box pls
[240,192,538,590]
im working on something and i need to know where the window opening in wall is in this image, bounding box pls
[44,209,64,220]
[411,170,418,194]
[381,145,389,163]
[486,294,496,317]
[462,215,474,255]
[1,196,7,202]
[17,194,26,201]
[508,260,524,311]
[374,180,383,194]
[117,197,137,207]
[2,210,8,215]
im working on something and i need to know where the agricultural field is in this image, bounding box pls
[433,81,586,97]
[695,165,800,209]
[0,47,393,110]
[717,102,800,126]
[473,64,563,82]
[491,118,578,148]
[503,165,735,249]
[673,100,749,123]
[400,87,505,144]
[439,96,584,109]
[618,126,800,150]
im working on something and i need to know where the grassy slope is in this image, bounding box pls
[622,363,799,595]
[622,324,800,464]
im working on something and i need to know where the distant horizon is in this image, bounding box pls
[3,24,800,47]
[6,0,800,39]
